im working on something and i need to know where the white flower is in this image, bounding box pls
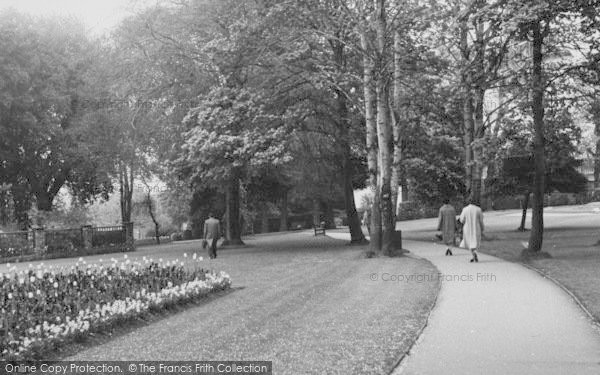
[7,293,12,299]
[192,253,197,260]
[73,281,77,287]
[30,276,36,283]
[53,282,58,288]
[27,292,33,298]
[184,253,188,258]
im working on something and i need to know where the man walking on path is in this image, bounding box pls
[437,198,456,255]
[203,213,221,259]
[459,197,484,262]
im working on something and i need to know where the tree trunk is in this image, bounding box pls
[331,40,366,244]
[320,201,335,229]
[119,164,134,224]
[375,0,394,255]
[518,192,529,231]
[459,15,474,199]
[33,168,69,215]
[35,191,53,212]
[342,148,366,243]
[528,20,545,253]
[279,190,288,232]
[360,26,381,252]
[391,28,403,220]
[260,204,269,233]
[146,192,160,244]
[595,119,600,188]
[470,20,486,205]
[223,173,244,246]
[312,198,321,227]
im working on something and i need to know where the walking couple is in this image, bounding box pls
[438,197,484,263]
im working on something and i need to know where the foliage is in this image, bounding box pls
[0,10,112,224]
[180,87,291,186]
[0,233,31,259]
[488,106,588,197]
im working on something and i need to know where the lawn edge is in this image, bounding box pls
[387,254,443,375]
[519,262,600,332]
[48,287,238,361]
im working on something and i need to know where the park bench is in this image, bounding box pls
[314,222,326,236]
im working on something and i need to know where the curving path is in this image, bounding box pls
[392,240,600,375]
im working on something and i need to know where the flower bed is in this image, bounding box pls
[0,254,231,360]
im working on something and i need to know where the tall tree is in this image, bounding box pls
[0,11,112,227]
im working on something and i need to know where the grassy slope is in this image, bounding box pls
[23,232,440,375]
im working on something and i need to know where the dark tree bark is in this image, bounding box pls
[528,20,546,253]
[260,205,269,233]
[312,199,321,227]
[119,163,134,224]
[35,191,53,212]
[279,190,288,232]
[322,201,335,229]
[459,15,475,200]
[330,35,366,244]
[34,169,69,213]
[223,173,244,246]
[145,191,160,244]
[518,192,530,232]
[342,150,366,243]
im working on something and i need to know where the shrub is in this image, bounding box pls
[0,232,31,259]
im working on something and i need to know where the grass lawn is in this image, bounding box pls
[5,232,440,374]
[480,226,600,323]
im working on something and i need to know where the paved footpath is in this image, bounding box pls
[397,241,600,374]
[328,233,600,375]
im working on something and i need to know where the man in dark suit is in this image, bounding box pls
[203,213,221,259]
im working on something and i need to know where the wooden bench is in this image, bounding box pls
[314,223,326,236]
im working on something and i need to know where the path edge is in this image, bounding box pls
[387,251,443,375]
[520,262,600,332]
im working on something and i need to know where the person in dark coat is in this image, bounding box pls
[437,198,457,255]
[203,213,221,259]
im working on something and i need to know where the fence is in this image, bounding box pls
[92,225,127,248]
[45,228,85,256]
[0,231,34,260]
[0,222,134,262]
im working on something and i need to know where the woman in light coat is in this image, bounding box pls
[459,198,484,262]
